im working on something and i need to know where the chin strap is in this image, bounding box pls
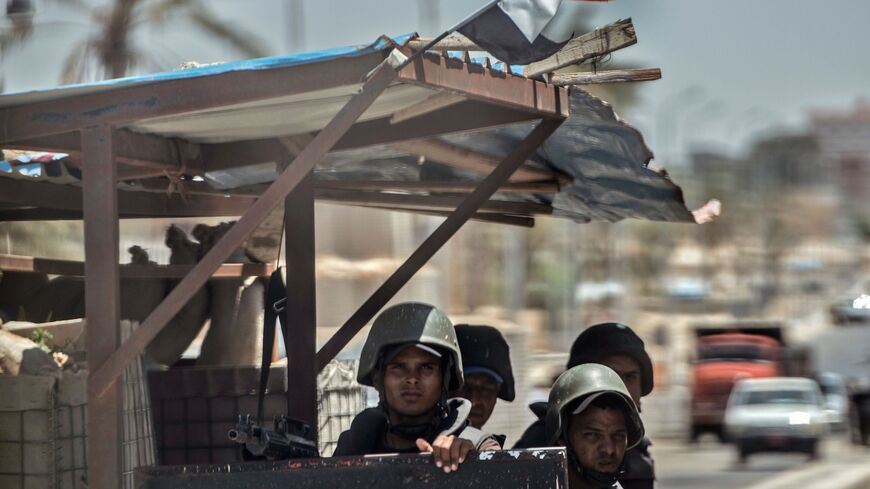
[376,378,452,443]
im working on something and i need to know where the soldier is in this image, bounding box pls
[333,302,500,472]
[453,324,516,430]
[515,323,656,489]
[546,363,645,489]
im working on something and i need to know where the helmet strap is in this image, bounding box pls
[374,362,448,442]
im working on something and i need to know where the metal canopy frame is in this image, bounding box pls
[0,43,569,489]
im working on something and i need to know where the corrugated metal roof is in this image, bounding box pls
[0,34,694,224]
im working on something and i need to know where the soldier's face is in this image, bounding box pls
[566,406,628,474]
[600,354,643,407]
[455,373,500,428]
[383,347,443,420]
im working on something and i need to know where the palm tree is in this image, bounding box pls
[2,0,269,84]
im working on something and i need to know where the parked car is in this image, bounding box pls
[816,372,849,433]
[724,377,828,462]
[830,294,870,325]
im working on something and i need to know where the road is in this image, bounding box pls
[650,310,870,488]
[653,435,870,489]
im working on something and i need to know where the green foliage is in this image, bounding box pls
[30,327,54,353]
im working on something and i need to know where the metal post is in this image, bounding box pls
[82,125,122,489]
[284,172,317,429]
[88,60,397,397]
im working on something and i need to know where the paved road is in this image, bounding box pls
[653,435,870,489]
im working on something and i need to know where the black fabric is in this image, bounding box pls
[513,416,546,449]
[567,323,654,397]
[334,399,488,456]
[257,268,288,422]
[513,403,655,487]
[454,324,516,401]
[458,5,568,65]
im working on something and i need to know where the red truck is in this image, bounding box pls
[689,327,786,442]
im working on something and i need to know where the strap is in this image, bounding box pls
[257,267,288,423]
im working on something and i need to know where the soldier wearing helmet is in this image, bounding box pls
[333,302,500,472]
[515,323,656,489]
[453,324,515,431]
[546,363,645,489]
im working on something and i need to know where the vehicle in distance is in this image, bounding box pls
[724,377,827,463]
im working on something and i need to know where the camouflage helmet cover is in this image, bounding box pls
[545,363,645,450]
[357,302,464,391]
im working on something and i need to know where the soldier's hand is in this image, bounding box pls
[416,435,474,473]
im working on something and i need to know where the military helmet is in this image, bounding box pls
[454,324,515,401]
[567,322,654,397]
[357,302,464,391]
[545,364,644,450]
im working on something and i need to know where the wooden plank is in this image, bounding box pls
[550,68,661,86]
[407,33,481,51]
[390,92,465,124]
[315,117,564,370]
[0,253,274,278]
[81,125,122,489]
[284,173,318,428]
[359,204,536,228]
[523,18,637,79]
[314,179,560,194]
[315,188,553,215]
[88,59,398,399]
[388,138,564,183]
[0,50,385,143]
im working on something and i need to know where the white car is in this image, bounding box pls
[724,377,828,462]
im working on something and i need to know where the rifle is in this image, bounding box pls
[228,414,319,460]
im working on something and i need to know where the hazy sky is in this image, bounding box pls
[2,0,869,161]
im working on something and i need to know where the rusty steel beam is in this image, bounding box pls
[388,138,564,183]
[0,253,274,278]
[332,100,545,152]
[81,125,122,489]
[315,188,553,215]
[313,179,561,194]
[316,117,564,369]
[0,176,255,217]
[0,50,386,143]
[5,129,203,175]
[88,59,398,399]
[359,204,536,228]
[199,100,541,173]
[284,173,318,428]
[397,52,570,118]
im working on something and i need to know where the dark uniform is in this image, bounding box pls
[545,364,646,489]
[514,323,656,489]
[333,302,498,456]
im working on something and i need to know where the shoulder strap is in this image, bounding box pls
[257,267,288,423]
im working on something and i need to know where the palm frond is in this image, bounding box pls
[59,38,90,84]
[144,0,194,25]
[0,23,33,57]
[186,8,269,58]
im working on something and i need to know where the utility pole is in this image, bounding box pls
[286,0,305,52]
[417,0,440,35]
